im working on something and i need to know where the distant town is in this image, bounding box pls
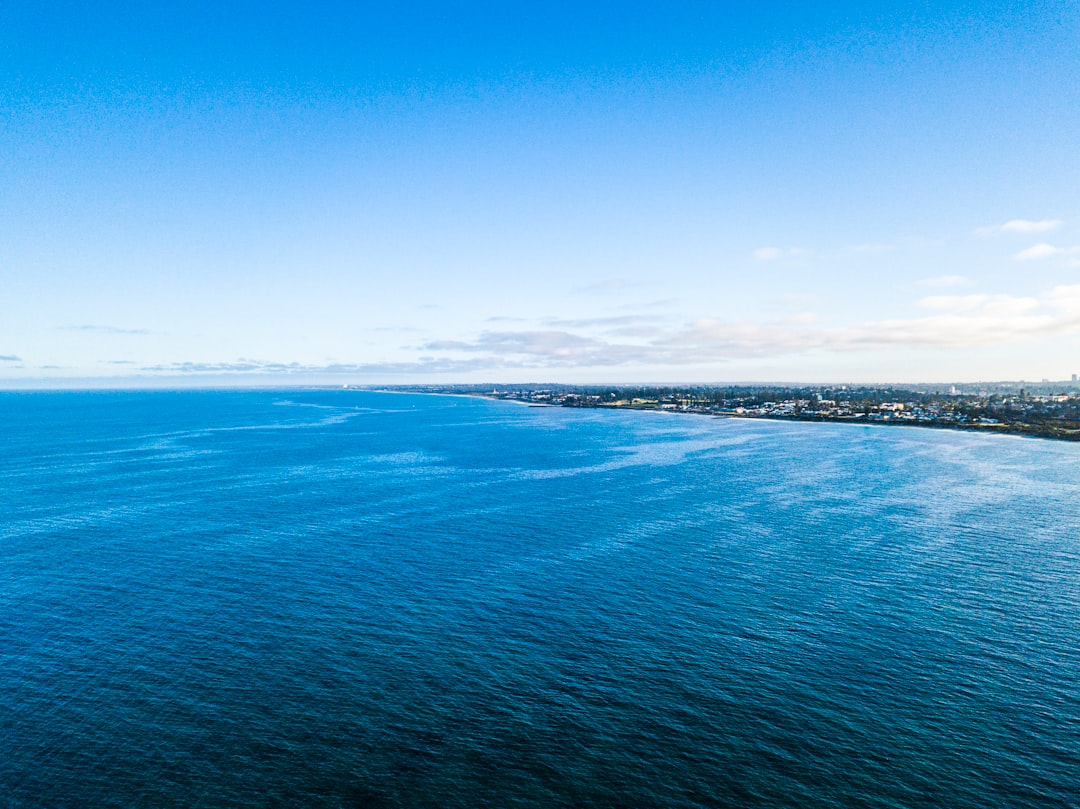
[384,379,1080,441]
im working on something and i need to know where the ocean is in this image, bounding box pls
[2,389,1078,807]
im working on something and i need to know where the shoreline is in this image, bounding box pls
[466,393,1079,443]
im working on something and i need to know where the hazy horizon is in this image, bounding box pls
[2,375,1077,393]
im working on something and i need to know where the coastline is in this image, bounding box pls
[462,392,1080,443]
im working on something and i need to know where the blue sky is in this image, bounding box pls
[3,1,1079,385]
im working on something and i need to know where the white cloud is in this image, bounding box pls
[414,287,1080,369]
[1015,243,1061,260]
[133,286,1080,377]
[978,219,1063,236]
[752,247,806,262]
[919,294,1039,315]
[919,294,989,311]
[916,275,970,288]
[1014,243,1080,261]
[1047,284,1080,309]
[1000,219,1063,234]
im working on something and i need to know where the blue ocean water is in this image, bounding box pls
[1,390,1078,808]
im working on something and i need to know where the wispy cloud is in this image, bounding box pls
[0,354,21,362]
[91,287,1080,378]
[778,293,819,306]
[59,324,150,335]
[917,275,970,288]
[752,247,807,262]
[1014,243,1080,261]
[844,244,892,256]
[140,357,518,375]
[542,315,663,329]
[783,312,822,325]
[574,278,639,294]
[918,294,1039,315]
[425,331,601,359]
[978,218,1063,236]
[618,298,678,310]
[407,285,1080,368]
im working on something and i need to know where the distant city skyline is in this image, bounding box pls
[3,1,1079,385]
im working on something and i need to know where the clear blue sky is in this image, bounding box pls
[3,1,1079,385]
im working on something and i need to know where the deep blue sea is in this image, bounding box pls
[2,390,1079,808]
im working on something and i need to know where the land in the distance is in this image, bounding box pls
[376,381,1080,441]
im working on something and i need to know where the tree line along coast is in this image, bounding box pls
[378,382,1080,441]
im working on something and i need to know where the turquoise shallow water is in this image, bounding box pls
[2,389,1079,807]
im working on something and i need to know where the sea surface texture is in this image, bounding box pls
[2,390,1078,808]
